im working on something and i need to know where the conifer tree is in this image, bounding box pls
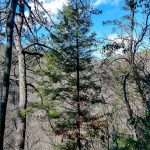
[40,0,105,149]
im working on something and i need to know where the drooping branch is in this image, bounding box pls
[23,50,44,57]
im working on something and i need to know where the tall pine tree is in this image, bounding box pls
[39,0,105,149]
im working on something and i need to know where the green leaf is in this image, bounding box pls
[64,7,72,16]
[19,107,33,118]
[48,110,61,119]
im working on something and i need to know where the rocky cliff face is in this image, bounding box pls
[1,48,54,150]
[1,49,150,150]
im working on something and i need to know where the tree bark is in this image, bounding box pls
[0,0,18,149]
[14,1,27,149]
[15,41,27,150]
[76,2,81,149]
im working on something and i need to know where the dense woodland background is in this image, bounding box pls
[0,0,150,150]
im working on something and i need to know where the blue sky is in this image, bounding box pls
[25,0,146,48]
[92,0,124,37]
[26,0,125,38]
[24,0,128,56]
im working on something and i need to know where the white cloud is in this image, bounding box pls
[107,34,122,43]
[107,34,117,40]
[25,0,68,17]
[107,34,126,55]
[94,0,120,6]
[112,0,121,5]
[25,0,120,17]
[36,0,68,14]
[25,10,29,18]
[94,0,107,6]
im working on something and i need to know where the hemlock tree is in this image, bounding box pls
[40,0,107,149]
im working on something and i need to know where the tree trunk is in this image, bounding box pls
[15,36,27,150]
[14,1,27,149]
[76,2,81,149]
[0,0,18,149]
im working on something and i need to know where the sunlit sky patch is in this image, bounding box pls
[26,0,124,37]
[24,0,146,57]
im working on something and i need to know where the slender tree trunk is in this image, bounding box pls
[0,1,18,149]
[15,36,27,150]
[76,40,81,150]
[123,73,133,119]
[126,2,147,147]
[76,2,81,149]
[14,1,27,149]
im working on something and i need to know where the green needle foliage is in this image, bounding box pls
[39,0,106,149]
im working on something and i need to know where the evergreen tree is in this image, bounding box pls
[40,0,105,149]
